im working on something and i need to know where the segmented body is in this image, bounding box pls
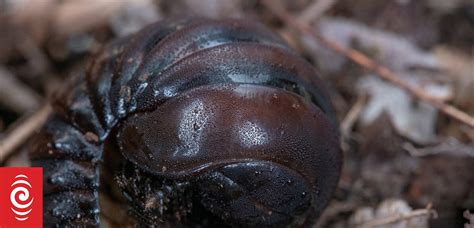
[29,18,341,227]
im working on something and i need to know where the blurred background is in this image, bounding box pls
[0,0,473,227]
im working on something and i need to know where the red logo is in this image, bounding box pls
[0,167,42,228]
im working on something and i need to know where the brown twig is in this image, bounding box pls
[0,66,42,113]
[0,105,52,163]
[315,202,357,228]
[403,139,474,157]
[298,0,337,23]
[54,0,124,36]
[340,94,367,151]
[341,94,367,138]
[359,204,437,228]
[261,0,474,128]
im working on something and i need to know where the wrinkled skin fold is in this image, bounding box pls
[29,18,341,227]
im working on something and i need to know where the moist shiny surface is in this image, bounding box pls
[119,83,338,190]
[29,18,341,227]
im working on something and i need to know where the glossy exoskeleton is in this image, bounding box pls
[29,18,342,227]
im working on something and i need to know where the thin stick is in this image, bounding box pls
[0,67,42,113]
[298,0,337,23]
[0,105,52,163]
[403,140,474,157]
[340,94,367,152]
[341,94,367,138]
[315,202,357,228]
[261,0,474,128]
[359,204,437,227]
